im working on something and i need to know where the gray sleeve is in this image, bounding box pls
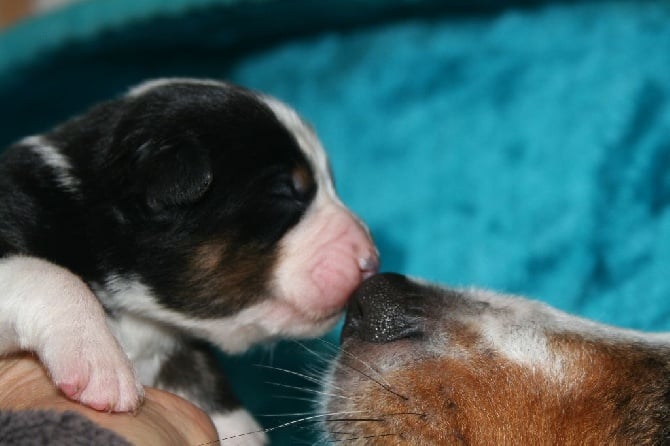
[0,410,131,445]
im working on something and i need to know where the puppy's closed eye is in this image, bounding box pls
[268,165,315,205]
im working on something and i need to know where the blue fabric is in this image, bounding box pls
[1,0,670,443]
[226,1,670,332]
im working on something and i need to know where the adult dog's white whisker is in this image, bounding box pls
[254,363,343,391]
[265,381,356,400]
[321,338,391,387]
[270,394,320,404]
[292,340,338,366]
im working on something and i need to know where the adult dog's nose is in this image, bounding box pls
[341,272,424,343]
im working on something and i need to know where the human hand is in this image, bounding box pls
[0,353,218,445]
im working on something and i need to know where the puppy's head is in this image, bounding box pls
[47,78,378,351]
[321,273,670,444]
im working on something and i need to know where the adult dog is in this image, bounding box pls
[321,273,669,444]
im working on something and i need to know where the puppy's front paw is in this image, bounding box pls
[40,333,144,412]
[0,256,144,412]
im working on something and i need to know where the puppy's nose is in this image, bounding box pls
[358,254,380,280]
[342,272,422,343]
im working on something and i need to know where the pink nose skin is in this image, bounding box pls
[359,255,379,280]
[278,204,379,320]
[304,214,379,317]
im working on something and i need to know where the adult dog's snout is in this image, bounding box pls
[341,273,424,344]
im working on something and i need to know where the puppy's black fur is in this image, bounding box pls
[0,83,315,317]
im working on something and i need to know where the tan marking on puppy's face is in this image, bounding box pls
[183,239,274,315]
[290,164,315,199]
[193,240,224,272]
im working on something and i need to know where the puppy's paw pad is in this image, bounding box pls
[78,368,144,412]
[56,380,84,400]
[43,340,143,412]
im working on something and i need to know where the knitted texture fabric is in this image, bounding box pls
[0,410,130,445]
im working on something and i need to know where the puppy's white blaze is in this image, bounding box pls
[258,94,339,204]
[21,136,81,194]
[210,410,268,445]
[102,275,341,353]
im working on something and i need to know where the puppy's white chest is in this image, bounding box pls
[110,313,179,385]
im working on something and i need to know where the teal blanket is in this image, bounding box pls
[1,0,669,443]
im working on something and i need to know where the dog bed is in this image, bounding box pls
[1,0,669,443]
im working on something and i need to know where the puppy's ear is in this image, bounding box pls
[140,140,213,211]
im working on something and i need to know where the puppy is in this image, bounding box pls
[0,78,378,442]
[321,273,669,445]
